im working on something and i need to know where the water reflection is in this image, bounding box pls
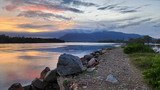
[0,51,59,89]
[0,43,120,89]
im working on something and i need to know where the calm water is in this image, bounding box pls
[0,43,121,89]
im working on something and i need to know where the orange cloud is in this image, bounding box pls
[0,17,49,32]
[0,16,76,33]
[19,5,63,13]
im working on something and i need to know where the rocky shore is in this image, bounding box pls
[9,47,150,90]
[57,47,151,90]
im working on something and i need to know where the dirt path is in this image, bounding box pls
[75,48,150,90]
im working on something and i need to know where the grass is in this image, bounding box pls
[129,52,160,89]
[124,43,154,54]
[123,43,160,89]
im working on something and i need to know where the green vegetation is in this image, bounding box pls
[124,43,154,54]
[130,53,160,89]
[0,34,65,43]
[124,42,160,89]
[128,35,153,44]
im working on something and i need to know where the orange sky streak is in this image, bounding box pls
[19,5,63,13]
[0,16,75,33]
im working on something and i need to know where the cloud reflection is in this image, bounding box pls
[0,43,118,89]
[0,50,59,89]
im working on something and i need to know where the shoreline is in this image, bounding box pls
[57,47,150,90]
[8,47,150,90]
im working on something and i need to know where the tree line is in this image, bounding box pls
[0,34,65,43]
[99,35,160,44]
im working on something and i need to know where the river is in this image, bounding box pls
[0,42,121,89]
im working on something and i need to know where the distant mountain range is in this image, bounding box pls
[59,31,142,42]
[0,29,143,42]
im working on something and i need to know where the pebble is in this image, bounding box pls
[82,86,87,89]
[87,67,96,72]
[106,74,119,84]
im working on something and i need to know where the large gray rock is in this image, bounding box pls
[57,53,83,76]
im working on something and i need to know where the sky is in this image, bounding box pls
[0,0,160,38]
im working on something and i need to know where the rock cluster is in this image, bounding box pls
[9,48,109,90]
[56,49,108,90]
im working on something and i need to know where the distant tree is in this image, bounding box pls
[0,34,65,43]
[127,35,153,45]
[128,38,144,44]
[143,35,152,45]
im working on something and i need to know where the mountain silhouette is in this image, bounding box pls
[60,31,142,42]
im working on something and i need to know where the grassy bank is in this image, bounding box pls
[124,43,160,89]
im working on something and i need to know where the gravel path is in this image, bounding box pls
[75,48,151,90]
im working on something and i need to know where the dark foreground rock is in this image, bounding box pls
[57,53,84,76]
[8,68,60,90]
[83,55,93,61]
[81,54,93,66]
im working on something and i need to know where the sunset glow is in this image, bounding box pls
[0,0,160,37]
[19,5,63,13]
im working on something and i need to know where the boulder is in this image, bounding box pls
[95,51,101,54]
[44,69,58,83]
[91,51,101,58]
[83,54,93,61]
[80,57,88,66]
[87,58,99,67]
[81,54,94,66]
[31,78,46,89]
[101,50,106,54]
[94,53,100,58]
[8,83,23,90]
[57,53,83,76]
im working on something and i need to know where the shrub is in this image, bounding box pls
[130,53,160,89]
[126,43,160,89]
[124,43,154,54]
